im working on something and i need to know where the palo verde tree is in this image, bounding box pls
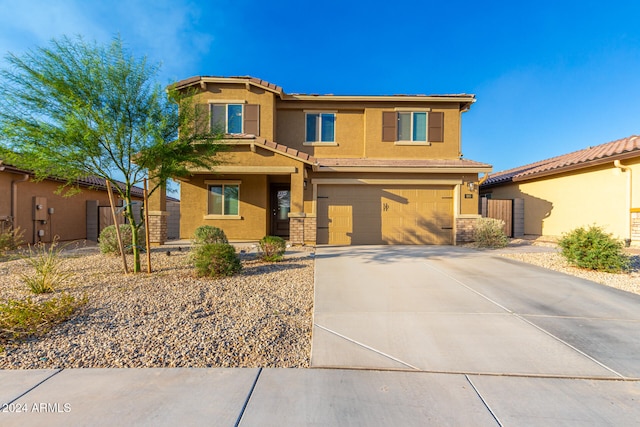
[0,36,223,273]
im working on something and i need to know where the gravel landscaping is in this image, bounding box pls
[494,240,640,296]
[0,243,314,369]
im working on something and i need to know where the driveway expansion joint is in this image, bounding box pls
[465,375,503,427]
[3,368,64,406]
[234,367,262,427]
[314,323,420,370]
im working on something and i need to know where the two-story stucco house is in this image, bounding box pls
[152,76,491,246]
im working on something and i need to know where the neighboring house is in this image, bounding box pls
[480,135,640,244]
[0,160,180,244]
[153,76,492,246]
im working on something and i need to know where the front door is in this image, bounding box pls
[270,185,290,238]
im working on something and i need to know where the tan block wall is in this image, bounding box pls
[631,211,640,244]
[148,213,168,245]
[455,217,478,243]
[289,217,304,245]
[483,161,639,240]
[304,216,317,244]
[288,216,317,245]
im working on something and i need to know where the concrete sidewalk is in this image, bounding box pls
[3,367,640,426]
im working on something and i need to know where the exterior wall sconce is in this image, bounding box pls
[467,182,476,192]
[303,180,307,190]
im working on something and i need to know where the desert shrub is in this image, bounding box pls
[99,224,145,255]
[259,235,287,262]
[0,226,24,256]
[193,225,228,245]
[0,293,86,346]
[193,243,242,278]
[21,238,73,294]
[474,218,509,248]
[558,225,630,273]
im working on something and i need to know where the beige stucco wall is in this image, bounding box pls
[276,107,364,158]
[275,100,462,160]
[483,160,639,240]
[0,169,136,244]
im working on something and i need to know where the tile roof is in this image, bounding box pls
[253,137,317,164]
[171,76,474,101]
[223,135,317,164]
[0,160,174,200]
[483,135,640,187]
[317,158,491,169]
[172,76,283,93]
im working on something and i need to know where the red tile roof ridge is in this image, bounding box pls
[246,137,317,164]
[0,161,148,198]
[484,135,640,186]
[171,75,283,93]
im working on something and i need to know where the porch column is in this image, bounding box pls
[288,168,305,245]
[148,179,168,246]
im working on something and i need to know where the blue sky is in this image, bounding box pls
[1,0,640,174]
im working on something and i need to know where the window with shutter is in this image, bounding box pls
[195,104,209,134]
[244,104,259,136]
[381,111,444,143]
[382,111,397,142]
[428,111,444,142]
[208,103,247,134]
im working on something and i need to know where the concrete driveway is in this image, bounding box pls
[312,245,640,424]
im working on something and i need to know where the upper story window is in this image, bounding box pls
[398,112,427,142]
[382,111,444,144]
[211,104,244,134]
[305,112,335,143]
[201,103,259,136]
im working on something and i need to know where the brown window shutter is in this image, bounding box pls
[244,104,259,136]
[195,103,209,134]
[382,111,397,142]
[428,111,444,142]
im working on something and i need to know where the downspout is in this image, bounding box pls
[614,160,632,246]
[11,173,30,233]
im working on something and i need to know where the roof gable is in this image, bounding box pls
[483,135,640,186]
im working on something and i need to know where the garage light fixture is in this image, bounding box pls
[467,182,476,192]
